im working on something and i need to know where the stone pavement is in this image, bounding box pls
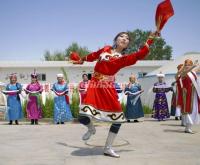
[0,118,200,165]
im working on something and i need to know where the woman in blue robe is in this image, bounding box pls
[52,74,73,124]
[125,75,144,122]
[4,74,23,125]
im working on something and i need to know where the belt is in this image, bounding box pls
[93,72,114,81]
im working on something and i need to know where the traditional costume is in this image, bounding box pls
[78,77,90,104]
[52,74,72,124]
[181,60,200,133]
[124,82,144,122]
[152,73,171,121]
[171,64,184,121]
[4,74,23,125]
[72,36,154,158]
[25,73,43,124]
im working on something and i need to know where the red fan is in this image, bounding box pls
[155,0,174,32]
[69,52,81,61]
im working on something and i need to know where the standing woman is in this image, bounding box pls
[78,74,90,104]
[25,72,43,125]
[152,73,172,121]
[52,74,72,124]
[124,75,144,122]
[179,59,200,133]
[4,74,23,125]
[71,31,158,157]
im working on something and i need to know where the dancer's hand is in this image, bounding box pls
[72,60,84,64]
[149,31,160,39]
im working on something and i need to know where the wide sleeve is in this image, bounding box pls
[52,83,56,91]
[137,84,142,91]
[16,83,22,90]
[82,46,112,62]
[6,84,9,91]
[118,39,153,68]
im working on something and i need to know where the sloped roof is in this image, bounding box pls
[146,52,200,76]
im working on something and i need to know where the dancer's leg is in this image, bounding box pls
[104,123,121,158]
[78,115,96,140]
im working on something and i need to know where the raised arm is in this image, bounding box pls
[180,61,199,77]
[72,46,112,64]
[82,46,111,62]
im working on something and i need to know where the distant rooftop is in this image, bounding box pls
[146,52,200,76]
[0,60,171,68]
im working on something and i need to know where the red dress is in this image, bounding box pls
[80,39,153,122]
[181,71,200,114]
[78,80,90,104]
[176,76,183,109]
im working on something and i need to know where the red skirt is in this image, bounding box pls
[80,76,125,123]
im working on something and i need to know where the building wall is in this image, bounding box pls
[0,65,160,84]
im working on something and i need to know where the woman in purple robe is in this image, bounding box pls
[152,73,172,121]
[25,73,43,124]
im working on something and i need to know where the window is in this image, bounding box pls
[87,73,92,80]
[138,72,147,78]
[37,73,46,81]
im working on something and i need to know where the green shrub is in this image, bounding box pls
[70,87,80,118]
[22,100,27,117]
[42,94,54,118]
[121,101,126,113]
[142,105,152,114]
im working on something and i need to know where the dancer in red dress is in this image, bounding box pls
[71,31,158,157]
[179,59,200,133]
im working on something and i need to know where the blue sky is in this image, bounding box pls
[0,0,200,60]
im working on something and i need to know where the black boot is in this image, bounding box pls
[175,117,179,120]
[15,120,19,125]
[35,119,38,125]
[134,120,139,123]
[9,120,13,125]
[31,119,34,125]
[61,122,64,124]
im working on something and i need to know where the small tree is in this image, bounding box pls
[65,42,90,58]
[126,29,173,60]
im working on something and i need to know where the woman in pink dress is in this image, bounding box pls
[25,73,43,125]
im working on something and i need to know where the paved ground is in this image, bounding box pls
[0,118,200,165]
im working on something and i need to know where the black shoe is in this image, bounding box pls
[9,120,13,125]
[35,119,38,125]
[179,116,182,120]
[127,120,130,123]
[15,120,19,125]
[56,122,60,124]
[61,122,64,124]
[31,119,34,125]
[134,120,139,123]
[175,117,179,120]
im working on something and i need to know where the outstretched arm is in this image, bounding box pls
[179,60,199,77]
[72,46,112,64]
[119,32,158,67]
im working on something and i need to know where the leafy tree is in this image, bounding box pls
[126,29,172,60]
[65,42,90,59]
[44,50,65,61]
[44,42,90,61]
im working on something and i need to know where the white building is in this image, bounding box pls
[0,60,170,85]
